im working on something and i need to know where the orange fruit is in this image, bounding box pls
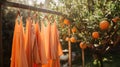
[112,17,120,23]
[64,18,70,25]
[92,32,99,39]
[99,20,110,30]
[79,42,87,49]
[65,37,70,41]
[70,37,76,43]
[71,26,77,33]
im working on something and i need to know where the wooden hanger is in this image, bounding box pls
[49,15,55,23]
[16,9,22,24]
[42,15,49,21]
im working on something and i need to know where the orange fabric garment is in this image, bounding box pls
[10,17,28,67]
[25,17,40,67]
[41,21,63,67]
[50,22,63,67]
[51,22,57,59]
[25,17,33,67]
[41,21,53,67]
[32,22,41,64]
[33,22,48,67]
[43,21,52,59]
[19,18,28,67]
[40,22,48,64]
[51,22,63,59]
[10,18,18,67]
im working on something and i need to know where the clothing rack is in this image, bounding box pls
[0,1,71,67]
[1,1,65,16]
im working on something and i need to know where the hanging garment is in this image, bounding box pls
[10,18,18,67]
[50,21,63,67]
[41,21,53,67]
[50,22,58,60]
[10,17,28,67]
[32,22,41,64]
[25,17,40,67]
[54,22,63,56]
[33,22,48,67]
[42,21,52,59]
[41,21,63,67]
[39,22,48,64]
[11,16,63,67]
[25,17,33,67]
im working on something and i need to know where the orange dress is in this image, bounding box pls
[41,21,63,67]
[19,18,28,67]
[32,23,41,65]
[33,22,48,67]
[25,17,40,67]
[40,22,49,64]
[41,21,53,67]
[10,17,28,67]
[44,21,51,59]
[25,17,33,67]
[10,18,18,67]
[50,22,63,67]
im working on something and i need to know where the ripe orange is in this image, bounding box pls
[70,37,76,43]
[65,37,70,41]
[92,32,99,39]
[99,20,110,30]
[79,42,87,49]
[64,18,70,25]
[71,26,77,33]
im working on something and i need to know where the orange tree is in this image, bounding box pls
[51,0,120,67]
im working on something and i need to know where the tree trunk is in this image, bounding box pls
[82,49,85,67]
[68,26,72,67]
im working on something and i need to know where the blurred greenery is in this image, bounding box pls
[51,0,120,43]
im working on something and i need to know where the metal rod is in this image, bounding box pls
[68,25,72,67]
[0,4,3,67]
[1,1,65,16]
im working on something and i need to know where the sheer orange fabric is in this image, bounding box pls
[19,18,28,67]
[33,22,48,67]
[25,18,41,67]
[41,21,63,67]
[10,17,28,67]
[45,22,51,59]
[25,17,33,67]
[39,22,48,64]
[11,17,62,67]
[51,22,63,67]
[32,22,41,67]
[41,21,52,67]
[10,18,18,67]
